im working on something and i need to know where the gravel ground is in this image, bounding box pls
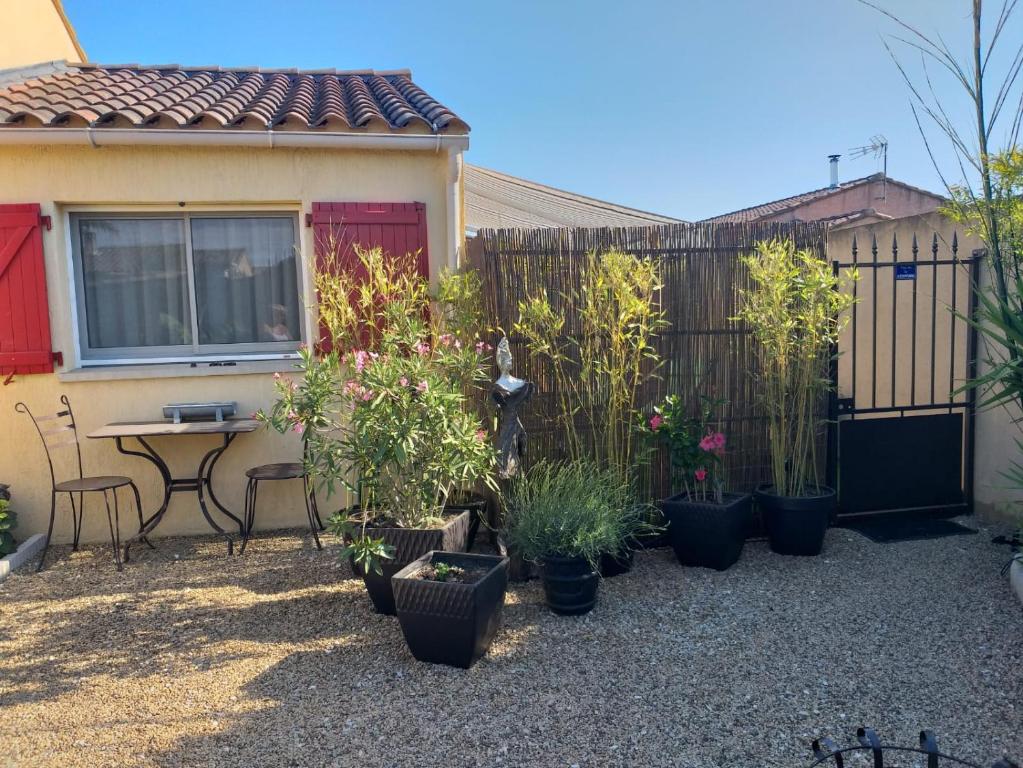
[1,521,1021,768]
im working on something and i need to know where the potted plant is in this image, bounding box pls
[0,494,16,557]
[260,244,498,614]
[504,461,651,615]
[514,248,668,569]
[391,550,509,668]
[648,394,752,570]
[736,239,856,556]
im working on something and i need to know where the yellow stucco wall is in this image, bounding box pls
[0,142,457,544]
[0,0,85,70]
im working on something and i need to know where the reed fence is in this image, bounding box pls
[470,222,830,501]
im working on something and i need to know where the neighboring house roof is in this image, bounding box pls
[0,62,468,133]
[702,173,943,223]
[465,164,684,232]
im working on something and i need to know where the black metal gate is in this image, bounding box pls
[827,230,982,517]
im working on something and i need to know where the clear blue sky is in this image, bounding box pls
[63,0,1021,221]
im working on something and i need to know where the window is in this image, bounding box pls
[71,214,303,362]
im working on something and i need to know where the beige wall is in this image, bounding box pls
[830,211,1022,523]
[0,0,85,70]
[0,142,458,543]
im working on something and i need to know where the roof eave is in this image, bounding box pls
[0,127,470,151]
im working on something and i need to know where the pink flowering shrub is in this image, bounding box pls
[258,244,497,574]
[645,394,729,503]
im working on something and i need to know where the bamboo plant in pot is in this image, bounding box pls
[513,248,668,572]
[736,238,857,556]
[503,460,652,615]
[649,395,752,570]
[260,244,497,614]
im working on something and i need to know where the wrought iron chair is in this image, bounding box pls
[16,395,149,571]
[240,443,324,553]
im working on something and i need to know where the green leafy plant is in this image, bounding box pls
[514,249,667,477]
[735,239,857,498]
[503,460,655,569]
[259,241,497,576]
[645,394,728,503]
[0,498,16,556]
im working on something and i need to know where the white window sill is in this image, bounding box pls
[58,359,302,383]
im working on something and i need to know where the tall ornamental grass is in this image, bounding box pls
[514,249,666,477]
[736,239,856,497]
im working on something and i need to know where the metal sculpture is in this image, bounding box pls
[491,336,534,480]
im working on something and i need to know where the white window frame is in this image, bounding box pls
[66,208,309,366]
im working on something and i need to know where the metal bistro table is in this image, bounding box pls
[87,418,260,561]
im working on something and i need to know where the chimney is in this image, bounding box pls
[828,154,841,189]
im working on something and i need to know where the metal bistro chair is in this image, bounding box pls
[240,442,324,553]
[16,396,150,571]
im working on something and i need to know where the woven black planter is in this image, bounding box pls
[445,495,488,552]
[599,546,634,578]
[661,492,752,571]
[358,511,472,615]
[754,484,835,556]
[392,551,509,669]
[540,555,599,616]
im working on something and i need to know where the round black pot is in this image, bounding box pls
[392,551,509,669]
[754,484,835,556]
[661,492,752,570]
[539,555,599,616]
[599,546,634,578]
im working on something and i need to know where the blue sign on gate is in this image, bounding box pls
[895,264,917,281]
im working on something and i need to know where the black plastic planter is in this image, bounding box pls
[661,492,753,570]
[357,511,472,615]
[754,484,836,556]
[392,551,509,669]
[599,546,634,578]
[540,555,599,615]
[445,495,488,552]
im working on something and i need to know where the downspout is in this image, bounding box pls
[445,146,463,271]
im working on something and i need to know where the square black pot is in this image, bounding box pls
[660,492,752,570]
[358,510,472,615]
[392,551,509,669]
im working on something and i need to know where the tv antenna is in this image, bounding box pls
[849,134,888,202]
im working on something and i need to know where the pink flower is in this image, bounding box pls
[416,380,428,394]
[649,414,663,431]
[293,422,305,434]
[700,431,726,454]
[399,376,409,387]
[414,342,431,357]
[353,350,370,373]
[475,429,487,442]
[475,341,493,354]
[439,333,455,347]
[273,372,281,381]
[361,389,374,402]
[694,468,707,482]
[343,380,359,396]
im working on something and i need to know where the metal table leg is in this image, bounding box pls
[196,432,244,555]
[117,436,170,563]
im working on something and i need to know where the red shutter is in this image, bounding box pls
[310,202,429,353]
[0,204,56,377]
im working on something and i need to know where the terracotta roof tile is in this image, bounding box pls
[700,174,944,223]
[0,62,468,134]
